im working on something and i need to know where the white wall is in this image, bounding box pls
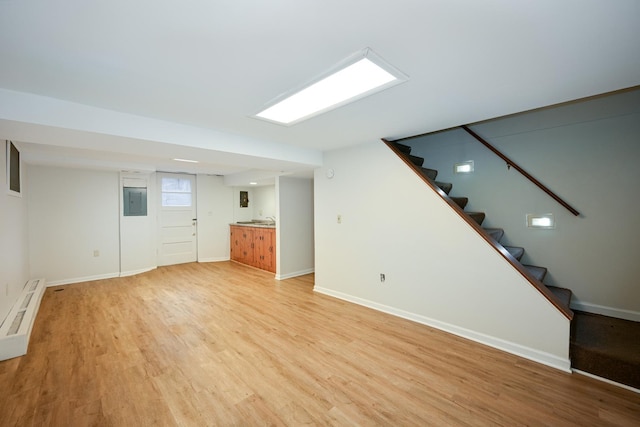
[409,89,640,321]
[232,187,254,222]
[0,142,29,324]
[230,185,276,222]
[120,172,156,276]
[197,175,234,262]
[314,142,571,371]
[28,166,120,285]
[252,186,276,220]
[25,167,241,284]
[276,177,314,280]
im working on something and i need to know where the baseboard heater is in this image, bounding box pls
[0,278,46,361]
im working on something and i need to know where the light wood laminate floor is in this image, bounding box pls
[0,262,638,426]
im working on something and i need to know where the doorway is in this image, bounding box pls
[157,173,197,266]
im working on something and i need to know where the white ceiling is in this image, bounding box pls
[1,1,639,183]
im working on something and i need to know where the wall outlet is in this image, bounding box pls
[380,273,386,283]
[93,250,100,257]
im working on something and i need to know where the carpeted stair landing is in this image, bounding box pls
[571,311,640,390]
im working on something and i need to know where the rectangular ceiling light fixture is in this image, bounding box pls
[254,48,408,126]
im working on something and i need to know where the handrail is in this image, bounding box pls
[461,125,580,217]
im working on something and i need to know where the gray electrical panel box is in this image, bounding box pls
[123,187,147,216]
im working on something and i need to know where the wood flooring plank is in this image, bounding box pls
[0,261,638,426]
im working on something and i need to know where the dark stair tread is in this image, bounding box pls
[484,228,504,242]
[524,265,547,282]
[434,181,452,194]
[450,197,468,209]
[393,142,412,154]
[571,312,640,360]
[570,311,640,389]
[467,212,486,226]
[504,246,524,261]
[547,285,572,309]
[419,167,437,180]
[408,154,424,167]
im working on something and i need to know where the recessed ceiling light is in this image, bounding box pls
[173,158,199,163]
[254,48,408,126]
[249,182,258,185]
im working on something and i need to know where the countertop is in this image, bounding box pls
[230,222,276,229]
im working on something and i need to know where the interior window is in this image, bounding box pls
[161,177,192,207]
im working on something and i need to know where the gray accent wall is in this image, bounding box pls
[408,89,640,320]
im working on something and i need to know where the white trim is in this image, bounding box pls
[314,286,571,373]
[573,369,640,394]
[120,266,157,277]
[198,257,230,263]
[276,268,315,281]
[46,272,120,287]
[571,300,640,322]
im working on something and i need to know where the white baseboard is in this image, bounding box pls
[276,268,315,281]
[571,300,640,322]
[46,272,120,287]
[198,257,230,263]
[314,286,571,373]
[120,266,157,277]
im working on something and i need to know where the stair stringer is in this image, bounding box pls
[313,141,571,371]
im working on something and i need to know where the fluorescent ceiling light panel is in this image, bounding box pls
[173,158,199,163]
[255,48,407,125]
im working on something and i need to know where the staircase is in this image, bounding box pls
[388,140,640,391]
[390,140,573,312]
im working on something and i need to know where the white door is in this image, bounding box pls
[157,173,197,266]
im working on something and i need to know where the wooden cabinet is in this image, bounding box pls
[254,228,275,272]
[230,226,254,265]
[229,225,275,273]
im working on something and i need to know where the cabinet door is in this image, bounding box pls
[230,226,241,261]
[265,228,275,273]
[239,228,255,265]
[255,228,275,273]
